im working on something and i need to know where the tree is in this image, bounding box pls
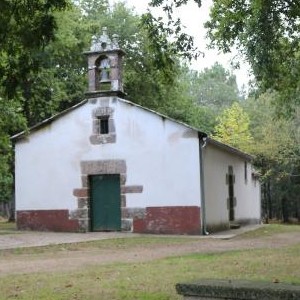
[165,63,241,134]
[143,1,300,223]
[0,0,69,99]
[213,102,253,152]
[143,1,300,114]
[73,0,109,19]
[0,96,25,211]
[205,0,300,113]
[140,0,203,76]
[0,0,69,213]
[2,0,107,126]
[18,5,91,125]
[188,62,240,109]
[243,92,300,222]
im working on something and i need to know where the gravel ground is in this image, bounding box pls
[0,225,261,250]
[0,225,299,276]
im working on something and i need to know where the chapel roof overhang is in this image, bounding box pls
[206,138,253,161]
[10,97,253,161]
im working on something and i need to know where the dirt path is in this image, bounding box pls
[0,231,299,276]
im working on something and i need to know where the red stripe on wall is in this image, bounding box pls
[133,206,201,235]
[17,210,80,232]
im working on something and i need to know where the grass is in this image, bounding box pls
[0,244,299,300]
[238,223,300,239]
[0,224,299,300]
[0,236,199,256]
[0,220,17,235]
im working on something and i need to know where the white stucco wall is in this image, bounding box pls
[202,142,261,231]
[15,97,201,211]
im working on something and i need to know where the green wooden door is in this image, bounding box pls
[90,174,121,231]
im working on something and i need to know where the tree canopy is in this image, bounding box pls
[212,102,253,152]
[243,92,300,221]
[0,0,69,205]
[0,0,69,99]
[205,1,300,92]
[144,0,300,114]
[141,0,203,72]
[190,62,240,109]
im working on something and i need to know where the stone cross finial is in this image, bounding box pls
[90,27,120,52]
[112,34,119,49]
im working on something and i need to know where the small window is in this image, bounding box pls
[97,116,109,134]
[90,106,116,145]
[244,161,248,183]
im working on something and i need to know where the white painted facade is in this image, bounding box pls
[203,141,261,231]
[14,96,261,233]
[15,97,201,212]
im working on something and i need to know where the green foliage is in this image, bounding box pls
[243,92,300,221]
[244,92,299,177]
[144,0,300,115]
[74,0,109,19]
[21,5,90,125]
[150,0,202,6]
[140,0,203,77]
[205,0,300,113]
[156,63,241,135]
[0,0,69,204]
[187,63,240,109]
[0,97,26,202]
[213,102,253,152]
[0,0,69,99]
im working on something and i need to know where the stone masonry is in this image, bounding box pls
[71,159,143,232]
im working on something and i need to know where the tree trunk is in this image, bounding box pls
[281,197,289,223]
[267,180,272,220]
[296,199,300,222]
[263,182,269,224]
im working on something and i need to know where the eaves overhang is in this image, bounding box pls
[206,137,253,161]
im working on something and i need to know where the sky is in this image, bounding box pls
[109,0,251,90]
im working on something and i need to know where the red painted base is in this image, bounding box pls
[17,210,79,232]
[133,206,201,235]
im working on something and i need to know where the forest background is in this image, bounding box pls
[0,0,299,222]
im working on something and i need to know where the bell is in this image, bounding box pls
[100,69,109,82]
[99,58,111,83]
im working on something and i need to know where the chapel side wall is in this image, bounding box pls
[203,143,261,232]
[15,97,202,233]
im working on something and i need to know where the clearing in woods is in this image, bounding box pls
[0,223,299,299]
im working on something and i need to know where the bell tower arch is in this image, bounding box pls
[84,27,125,97]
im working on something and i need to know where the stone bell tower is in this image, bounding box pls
[84,27,125,98]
